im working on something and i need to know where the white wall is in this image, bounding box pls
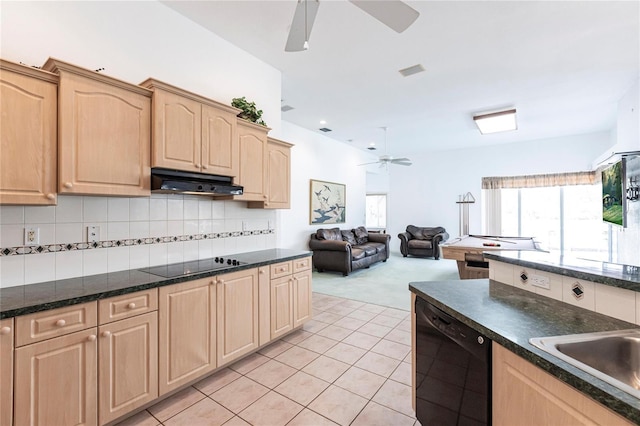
[387,132,614,251]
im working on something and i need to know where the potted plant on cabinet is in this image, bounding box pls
[231,96,267,126]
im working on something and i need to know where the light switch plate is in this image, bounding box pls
[87,226,100,243]
[531,274,550,289]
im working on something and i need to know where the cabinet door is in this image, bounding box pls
[202,104,238,177]
[99,312,158,425]
[159,278,216,395]
[56,70,150,196]
[0,318,13,426]
[293,270,312,328]
[265,140,291,208]
[0,63,57,205]
[270,276,293,339]
[235,121,268,201]
[217,268,259,365]
[14,328,98,426]
[151,89,202,172]
[258,266,271,346]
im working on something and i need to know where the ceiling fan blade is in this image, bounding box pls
[393,161,412,166]
[285,0,320,52]
[390,157,411,162]
[357,161,382,166]
[349,0,419,33]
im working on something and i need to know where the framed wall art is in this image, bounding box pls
[310,179,346,224]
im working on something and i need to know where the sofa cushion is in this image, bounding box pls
[341,230,357,245]
[317,227,342,241]
[366,241,386,254]
[408,239,433,250]
[406,225,446,240]
[358,243,378,256]
[351,248,366,260]
[353,226,369,245]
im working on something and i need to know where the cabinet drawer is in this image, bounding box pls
[270,261,292,279]
[292,257,311,273]
[16,302,97,347]
[99,289,158,325]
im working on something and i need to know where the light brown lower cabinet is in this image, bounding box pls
[270,275,294,339]
[14,328,98,426]
[0,318,14,426]
[159,277,217,396]
[492,342,634,425]
[98,312,158,425]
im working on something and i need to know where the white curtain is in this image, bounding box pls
[482,188,502,235]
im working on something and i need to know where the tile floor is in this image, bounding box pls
[116,293,418,426]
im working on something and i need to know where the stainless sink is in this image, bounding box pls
[530,329,640,399]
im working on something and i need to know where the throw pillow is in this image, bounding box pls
[341,230,357,245]
[353,226,369,245]
[317,227,341,241]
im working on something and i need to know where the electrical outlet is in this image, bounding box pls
[87,226,100,243]
[268,220,273,230]
[24,227,39,246]
[531,274,550,290]
[242,221,248,231]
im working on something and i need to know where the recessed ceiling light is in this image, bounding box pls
[320,120,327,125]
[473,109,517,134]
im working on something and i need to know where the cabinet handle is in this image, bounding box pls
[102,331,111,338]
[127,302,136,309]
[55,319,66,327]
[202,165,208,169]
[0,327,10,335]
[46,193,55,200]
[195,164,201,169]
[263,195,268,199]
[259,269,265,274]
[63,182,73,189]
[87,334,97,342]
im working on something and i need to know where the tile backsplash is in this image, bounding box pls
[0,194,276,288]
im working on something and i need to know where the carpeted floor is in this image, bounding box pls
[311,252,460,311]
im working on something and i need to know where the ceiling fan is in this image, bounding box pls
[285,0,420,52]
[358,127,412,168]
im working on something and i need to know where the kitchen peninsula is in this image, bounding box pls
[410,251,640,425]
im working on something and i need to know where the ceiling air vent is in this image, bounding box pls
[281,105,294,112]
[399,64,425,77]
[319,127,332,132]
[367,146,377,151]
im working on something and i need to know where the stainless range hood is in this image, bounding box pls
[151,168,243,196]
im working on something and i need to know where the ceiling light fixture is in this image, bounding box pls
[473,109,517,134]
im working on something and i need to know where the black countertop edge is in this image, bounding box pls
[484,251,640,291]
[0,249,311,319]
[409,279,640,425]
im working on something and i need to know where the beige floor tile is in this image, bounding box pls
[287,409,339,426]
[274,345,320,369]
[274,371,330,405]
[239,391,303,426]
[259,339,294,358]
[359,303,387,314]
[323,342,367,365]
[211,376,269,414]
[245,359,297,388]
[371,339,411,360]
[313,311,344,324]
[354,351,401,377]
[325,304,356,316]
[372,379,414,417]
[302,319,329,334]
[147,387,205,422]
[357,322,392,338]
[347,309,378,321]
[296,334,338,353]
[194,368,241,395]
[370,314,403,328]
[114,410,159,426]
[389,362,412,386]
[228,352,270,374]
[302,355,350,382]
[164,398,234,426]
[222,416,251,426]
[381,307,410,319]
[316,324,353,340]
[342,331,381,350]
[351,401,416,426]
[282,329,313,344]
[385,328,411,346]
[403,351,412,363]
[333,366,386,399]
[332,316,367,331]
[338,300,365,309]
[395,319,411,332]
[308,385,368,425]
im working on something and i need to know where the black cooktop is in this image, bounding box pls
[139,257,245,278]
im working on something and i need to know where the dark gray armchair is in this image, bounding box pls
[398,225,449,259]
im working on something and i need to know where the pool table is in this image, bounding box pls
[440,235,543,279]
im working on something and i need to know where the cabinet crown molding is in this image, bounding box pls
[0,59,58,83]
[140,78,242,114]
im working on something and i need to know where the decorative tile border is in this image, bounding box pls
[0,229,275,257]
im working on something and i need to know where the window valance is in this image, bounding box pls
[481,171,596,189]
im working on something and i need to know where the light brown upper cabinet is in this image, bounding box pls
[248,137,292,209]
[42,58,151,196]
[0,59,58,205]
[141,79,241,177]
[235,119,270,202]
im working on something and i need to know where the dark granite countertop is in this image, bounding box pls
[485,251,640,291]
[409,279,640,424]
[0,249,311,319]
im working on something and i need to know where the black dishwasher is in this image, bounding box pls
[415,296,491,425]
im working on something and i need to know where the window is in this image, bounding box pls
[366,194,387,230]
